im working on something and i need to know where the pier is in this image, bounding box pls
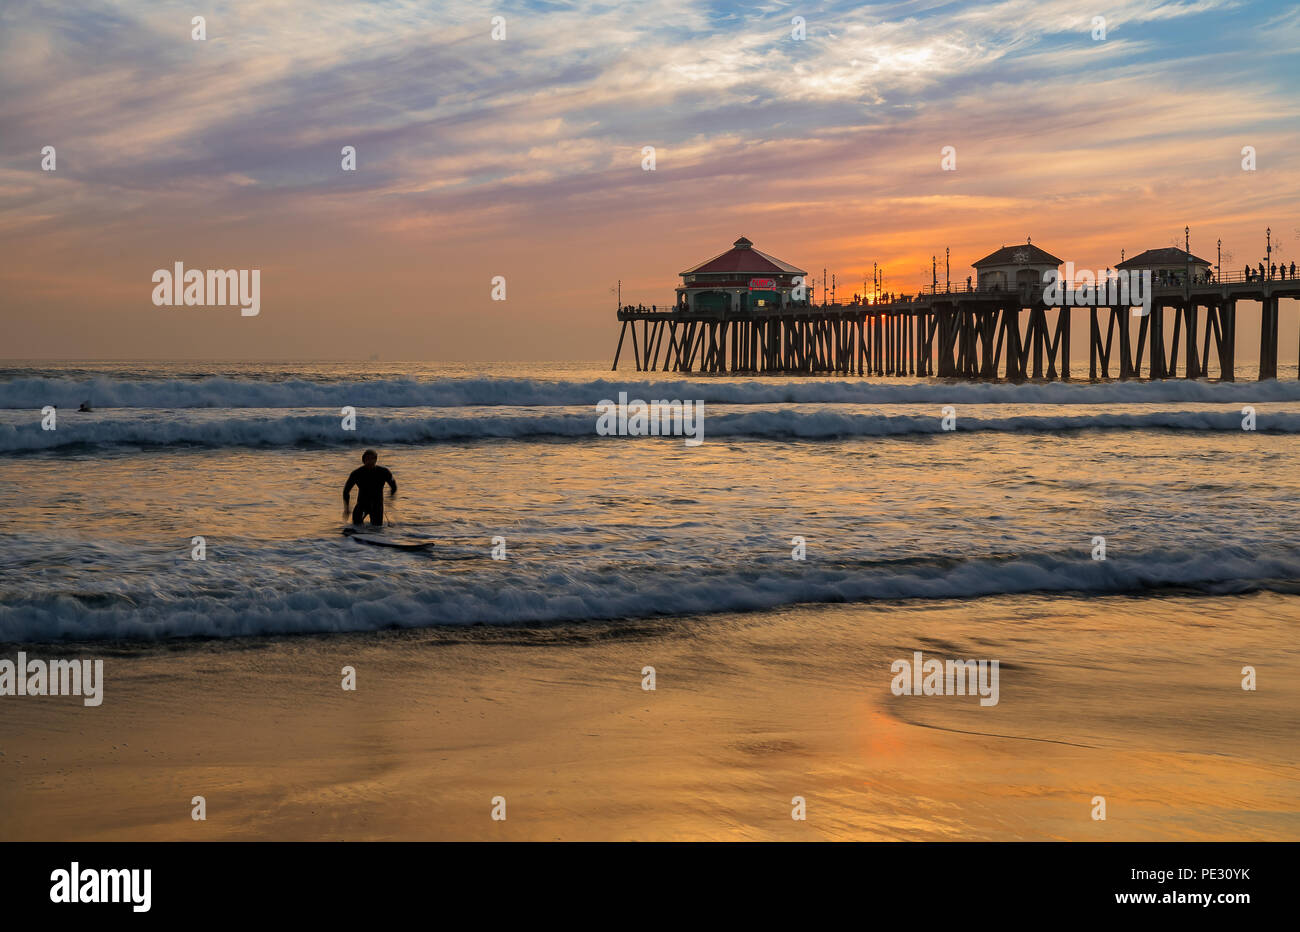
[611,274,1300,381]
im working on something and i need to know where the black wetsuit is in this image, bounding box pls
[344,465,396,526]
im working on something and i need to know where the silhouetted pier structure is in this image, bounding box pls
[611,274,1299,381]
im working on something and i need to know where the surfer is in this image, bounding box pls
[343,450,397,527]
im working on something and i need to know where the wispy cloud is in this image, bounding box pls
[0,0,1295,359]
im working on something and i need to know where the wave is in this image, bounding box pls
[1,545,1295,642]
[4,374,1300,410]
[2,407,1295,452]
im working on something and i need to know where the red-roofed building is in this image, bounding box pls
[676,237,808,312]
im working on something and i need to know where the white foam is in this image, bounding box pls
[1,545,1295,642]
[4,374,1300,410]
[2,408,1296,452]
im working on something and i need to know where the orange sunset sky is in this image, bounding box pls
[2,0,1298,361]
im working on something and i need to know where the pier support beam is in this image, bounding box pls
[1221,299,1236,381]
[1089,308,1099,379]
[1184,302,1201,379]
[1149,304,1166,378]
[1259,295,1279,380]
[611,320,628,371]
[1002,304,1022,380]
[1117,306,1133,379]
[1059,307,1071,380]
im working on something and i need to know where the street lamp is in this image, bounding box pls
[1266,227,1272,278]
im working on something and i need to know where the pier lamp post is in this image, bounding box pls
[1217,239,1221,281]
[931,255,936,294]
[1185,226,1191,288]
[1266,227,1272,278]
[946,247,950,292]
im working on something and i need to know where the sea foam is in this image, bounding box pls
[1,544,1295,642]
[2,408,1296,452]
[4,374,1300,410]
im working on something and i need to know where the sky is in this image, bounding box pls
[1,0,1298,361]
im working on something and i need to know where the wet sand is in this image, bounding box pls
[1,592,1297,841]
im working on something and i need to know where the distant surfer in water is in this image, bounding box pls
[343,449,397,527]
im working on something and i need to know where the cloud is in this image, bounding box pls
[0,0,1295,359]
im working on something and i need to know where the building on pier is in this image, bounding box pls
[972,240,1062,291]
[675,236,807,312]
[1117,247,1212,284]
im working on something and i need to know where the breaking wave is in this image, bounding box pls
[4,374,1300,410]
[2,543,1296,642]
[3,408,1297,452]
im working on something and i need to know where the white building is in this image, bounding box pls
[1117,247,1213,285]
[972,241,1063,292]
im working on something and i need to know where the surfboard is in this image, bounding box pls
[342,527,437,551]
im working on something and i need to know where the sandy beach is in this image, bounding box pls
[3,591,1296,842]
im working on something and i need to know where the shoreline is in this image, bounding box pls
[2,592,1296,841]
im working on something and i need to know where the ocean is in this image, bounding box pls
[1,360,1297,642]
[2,360,1299,841]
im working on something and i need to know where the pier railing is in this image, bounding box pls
[618,271,1300,317]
